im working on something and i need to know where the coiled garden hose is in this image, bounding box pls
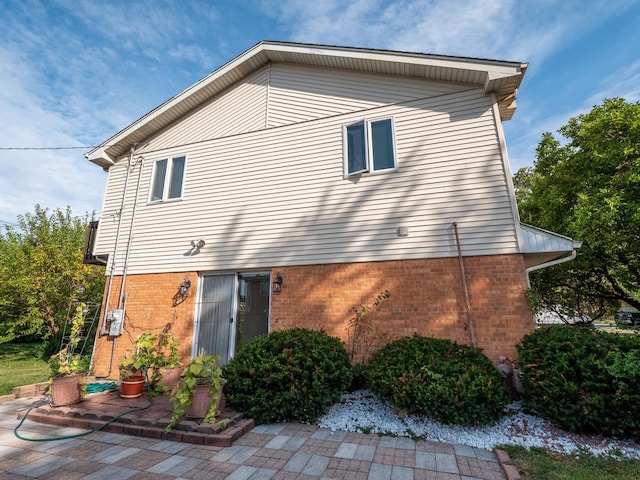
[14,373,154,442]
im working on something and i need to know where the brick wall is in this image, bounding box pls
[270,254,534,365]
[92,272,198,379]
[92,254,534,377]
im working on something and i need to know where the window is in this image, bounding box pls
[150,155,186,202]
[344,118,396,177]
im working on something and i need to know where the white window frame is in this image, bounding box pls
[343,117,397,178]
[149,155,186,203]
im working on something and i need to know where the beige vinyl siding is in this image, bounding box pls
[136,63,471,155]
[94,160,140,273]
[140,67,270,154]
[267,63,469,126]
[95,84,519,275]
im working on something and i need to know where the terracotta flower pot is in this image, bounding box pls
[185,379,226,419]
[50,374,84,406]
[120,374,146,399]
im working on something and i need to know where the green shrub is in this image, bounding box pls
[367,335,509,425]
[517,326,640,438]
[222,328,352,424]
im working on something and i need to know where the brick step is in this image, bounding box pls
[18,390,254,447]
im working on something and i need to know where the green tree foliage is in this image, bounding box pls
[0,205,105,343]
[515,98,640,318]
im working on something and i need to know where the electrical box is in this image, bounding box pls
[106,309,124,336]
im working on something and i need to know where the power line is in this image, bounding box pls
[0,190,57,208]
[0,146,99,151]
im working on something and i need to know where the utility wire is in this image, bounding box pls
[0,146,100,151]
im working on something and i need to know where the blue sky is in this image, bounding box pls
[1,0,639,226]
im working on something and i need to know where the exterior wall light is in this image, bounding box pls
[178,279,191,296]
[190,239,205,250]
[272,273,283,293]
[173,278,192,306]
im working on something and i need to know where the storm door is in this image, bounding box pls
[235,274,270,354]
[195,274,236,364]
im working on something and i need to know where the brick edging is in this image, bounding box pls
[494,449,522,480]
[17,407,253,447]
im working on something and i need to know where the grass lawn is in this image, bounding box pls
[0,343,50,395]
[502,445,640,479]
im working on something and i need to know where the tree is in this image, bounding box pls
[516,98,640,320]
[0,205,105,343]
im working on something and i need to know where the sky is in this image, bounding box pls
[1,0,639,227]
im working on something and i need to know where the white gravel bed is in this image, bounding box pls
[318,390,640,459]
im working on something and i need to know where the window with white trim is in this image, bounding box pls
[150,156,186,202]
[344,117,396,177]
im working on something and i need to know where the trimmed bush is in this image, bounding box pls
[367,335,509,425]
[517,325,640,438]
[222,328,352,424]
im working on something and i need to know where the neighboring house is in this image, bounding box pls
[85,41,578,378]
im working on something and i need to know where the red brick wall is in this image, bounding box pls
[270,254,534,365]
[92,272,198,379]
[92,254,534,377]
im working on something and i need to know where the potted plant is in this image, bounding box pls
[166,355,225,432]
[48,303,89,406]
[119,332,158,398]
[154,332,182,392]
[119,331,182,397]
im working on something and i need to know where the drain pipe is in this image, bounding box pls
[453,222,477,348]
[525,250,578,288]
[103,155,143,378]
[100,145,136,334]
[91,145,137,377]
[117,155,144,310]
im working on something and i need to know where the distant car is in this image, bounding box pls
[615,310,640,326]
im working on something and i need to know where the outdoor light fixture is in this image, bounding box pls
[178,279,191,296]
[272,273,283,293]
[190,239,205,250]
[173,278,192,306]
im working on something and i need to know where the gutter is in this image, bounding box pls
[525,250,577,288]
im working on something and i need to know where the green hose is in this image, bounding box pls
[85,381,118,394]
[14,375,154,442]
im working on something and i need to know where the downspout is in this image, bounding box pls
[453,222,477,347]
[92,145,136,377]
[101,145,136,333]
[525,250,577,288]
[117,155,144,310]
[106,153,143,377]
[91,143,139,378]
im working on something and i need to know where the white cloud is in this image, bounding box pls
[589,60,640,105]
[1,0,638,225]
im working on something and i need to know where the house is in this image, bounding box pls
[85,41,578,378]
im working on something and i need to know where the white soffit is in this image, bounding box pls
[521,223,582,269]
[85,41,527,167]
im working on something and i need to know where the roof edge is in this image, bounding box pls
[86,41,528,164]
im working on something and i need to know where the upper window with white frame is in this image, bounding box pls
[150,155,186,202]
[343,117,396,177]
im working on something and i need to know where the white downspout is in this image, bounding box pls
[525,250,577,288]
[92,144,136,377]
[100,145,136,334]
[117,155,144,309]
